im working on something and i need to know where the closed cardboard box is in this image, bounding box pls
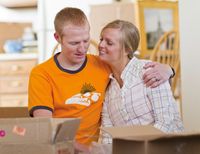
[102,125,200,154]
[0,117,80,154]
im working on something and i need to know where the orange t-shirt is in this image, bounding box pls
[28,54,110,145]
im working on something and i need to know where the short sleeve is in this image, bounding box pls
[28,68,54,116]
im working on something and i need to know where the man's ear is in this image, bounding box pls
[54,32,61,43]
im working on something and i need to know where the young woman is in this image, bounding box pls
[99,20,184,143]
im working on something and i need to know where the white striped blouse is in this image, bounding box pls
[101,57,184,144]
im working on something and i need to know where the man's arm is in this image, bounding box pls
[143,62,174,88]
[33,109,52,117]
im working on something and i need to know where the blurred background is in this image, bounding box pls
[0,0,199,132]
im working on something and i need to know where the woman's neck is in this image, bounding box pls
[110,57,130,88]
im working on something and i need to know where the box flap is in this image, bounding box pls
[0,118,81,144]
[152,131,200,141]
[102,125,165,141]
[102,126,200,142]
[0,107,29,118]
[0,118,52,144]
[53,118,80,143]
[102,125,163,137]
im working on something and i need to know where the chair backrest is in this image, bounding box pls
[88,39,99,55]
[52,39,99,56]
[150,30,180,94]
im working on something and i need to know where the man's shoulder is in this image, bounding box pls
[31,57,54,74]
[87,54,99,60]
[87,54,111,74]
[87,54,107,64]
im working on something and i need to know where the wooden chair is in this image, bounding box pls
[150,30,181,98]
[52,39,99,56]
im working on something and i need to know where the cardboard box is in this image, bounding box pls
[0,107,29,118]
[0,117,80,154]
[102,125,200,154]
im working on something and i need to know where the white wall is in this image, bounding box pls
[179,1,200,130]
[0,6,37,30]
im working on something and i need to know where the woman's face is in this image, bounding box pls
[98,28,123,65]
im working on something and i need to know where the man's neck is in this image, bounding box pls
[57,53,86,71]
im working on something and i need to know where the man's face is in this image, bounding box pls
[57,24,90,66]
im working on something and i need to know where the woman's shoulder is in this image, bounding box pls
[129,57,151,71]
[133,57,151,66]
[124,57,152,80]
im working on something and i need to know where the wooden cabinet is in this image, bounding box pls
[0,53,37,107]
[90,2,138,48]
[90,1,178,58]
[0,59,36,75]
[0,0,37,8]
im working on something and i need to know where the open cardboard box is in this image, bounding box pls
[0,117,80,154]
[102,125,200,154]
[0,107,29,118]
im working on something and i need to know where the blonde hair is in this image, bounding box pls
[101,20,140,59]
[54,7,89,36]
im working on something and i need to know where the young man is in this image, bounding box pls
[28,7,174,152]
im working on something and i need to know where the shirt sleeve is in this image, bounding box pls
[101,95,113,144]
[147,81,184,133]
[28,68,54,116]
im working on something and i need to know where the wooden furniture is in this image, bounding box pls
[0,53,37,107]
[0,107,29,118]
[0,22,32,53]
[150,29,181,110]
[52,39,99,56]
[90,1,179,58]
[0,0,37,8]
[90,2,137,52]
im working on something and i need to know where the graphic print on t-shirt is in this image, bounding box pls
[65,83,101,106]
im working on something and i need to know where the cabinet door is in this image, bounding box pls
[0,76,29,93]
[0,94,28,107]
[0,59,36,75]
[90,3,137,44]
